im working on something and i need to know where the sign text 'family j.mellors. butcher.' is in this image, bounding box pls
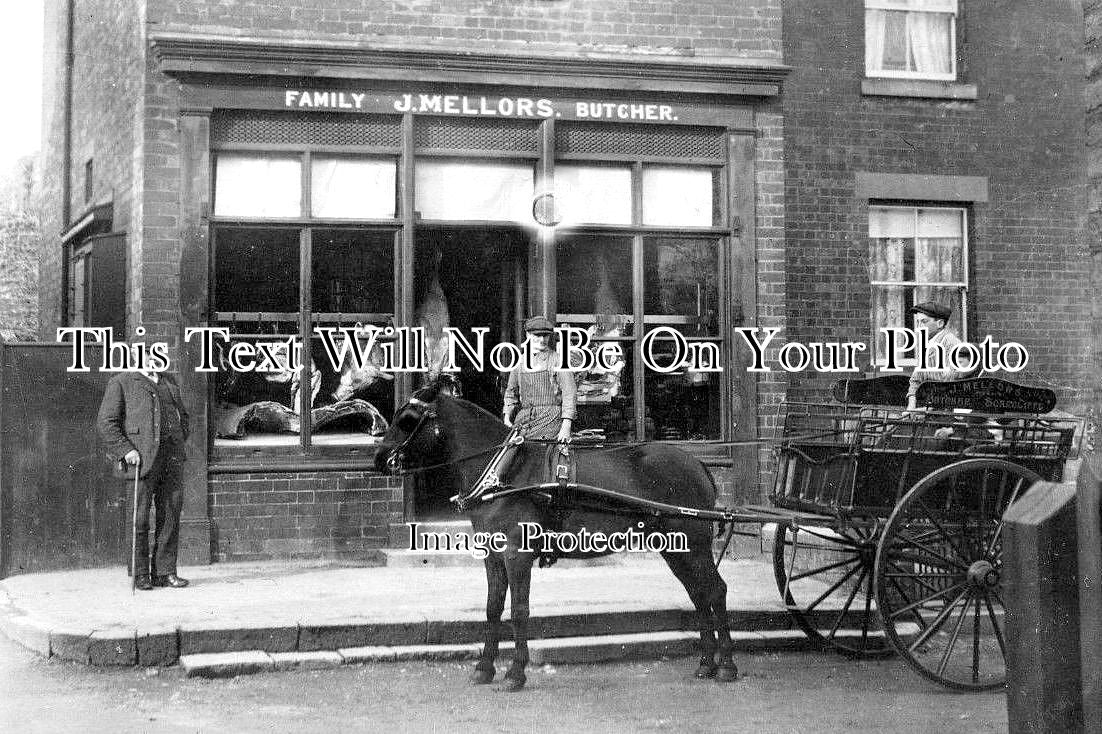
[283,90,679,122]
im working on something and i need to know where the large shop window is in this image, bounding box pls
[211,140,401,449]
[554,146,727,441]
[865,0,957,80]
[209,112,731,450]
[869,205,967,365]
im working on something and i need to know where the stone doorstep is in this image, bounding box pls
[179,629,827,678]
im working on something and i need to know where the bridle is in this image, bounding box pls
[383,395,439,475]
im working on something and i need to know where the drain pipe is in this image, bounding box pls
[58,0,75,324]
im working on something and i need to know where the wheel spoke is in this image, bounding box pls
[805,560,864,614]
[936,590,973,677]
[886,559,949,598]
[983,593,1007,660]
[972,592,982,685]
[886,550,964,575]
[888,581,967,622]
[915,500,972,566]
[985,477,1026,555]
[789,527,862,548]
[790,556,860,582]
[861,566,875,648]
[890,527,970,572]
[888,575,930,633]
[908,587,971,653]
[828,566,868,641]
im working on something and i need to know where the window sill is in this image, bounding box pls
[861,78,978,101]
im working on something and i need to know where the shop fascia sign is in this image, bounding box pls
[283,89,680,122]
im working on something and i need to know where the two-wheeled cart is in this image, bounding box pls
[758,377,1081,690]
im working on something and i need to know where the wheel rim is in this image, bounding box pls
[874,458,1040,691]
[773,523,894,658]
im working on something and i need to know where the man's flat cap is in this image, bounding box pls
[909,301,951,321]
[524,316,554,334]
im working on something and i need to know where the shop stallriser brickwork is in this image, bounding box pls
[209,472,403,562]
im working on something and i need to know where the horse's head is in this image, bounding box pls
[374,377,507,480]
[374,382,446,475]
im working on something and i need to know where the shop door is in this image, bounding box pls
[412,225,529,518]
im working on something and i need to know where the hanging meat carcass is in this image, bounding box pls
[416,248,453,387]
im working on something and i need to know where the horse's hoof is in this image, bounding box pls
[694,663,718,679]
[469,668,495,685]
[715,664,739,682]
[498,676,526,693]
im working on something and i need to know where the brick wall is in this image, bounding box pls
[1087,0,1102,424]
[148,0,781,60]
[37,0,146,339]
[209,471,404,561]
[784,0,1091,412]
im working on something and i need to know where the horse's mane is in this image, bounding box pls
[436,392,505,432]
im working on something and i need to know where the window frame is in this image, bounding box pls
[868,203,969,367]
[864,0,959,82]
[552,142,730,441]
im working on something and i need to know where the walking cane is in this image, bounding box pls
[130,456,140,596]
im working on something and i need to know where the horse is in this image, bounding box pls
[375,381,738,692]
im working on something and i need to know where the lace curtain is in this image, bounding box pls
[866,2,954,76]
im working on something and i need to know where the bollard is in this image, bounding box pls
[1078,455,1102,732]
[1003,480,1081,734]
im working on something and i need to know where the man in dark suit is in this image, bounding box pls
[97,370,190,590]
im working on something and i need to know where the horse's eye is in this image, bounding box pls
[395,409,420,432]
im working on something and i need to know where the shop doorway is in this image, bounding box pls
[412,225,530,518]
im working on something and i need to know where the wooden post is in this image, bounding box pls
[1078,453,1102,730]
[1004,480,1082,733]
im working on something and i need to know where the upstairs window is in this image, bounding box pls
[865,0,957,81]
[869,205,968,365]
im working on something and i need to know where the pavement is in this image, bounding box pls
[0,551,847,674]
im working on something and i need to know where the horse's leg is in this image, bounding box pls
[500,548,534,692]
[696,554,738,682]
[471,552,508,685]
[661,550,720,679]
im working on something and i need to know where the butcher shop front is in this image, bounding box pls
[154,39,785,560]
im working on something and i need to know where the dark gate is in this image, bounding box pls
[0,342,123,577]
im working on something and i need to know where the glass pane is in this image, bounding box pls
[872,284,911,364]
[643,237,719,335]
[303,328,394,447]
[311,230,394,317]
[915,237,963,283]
[565,334,637,442]
[214,228,299,316]
[415,160,533,222]
[642,167,719,226]
[867,0,956,10]
[917,208,963,238]
[880,10,910,72]
[214,155,301,218]
[556,235,633,329]
[642,329,721,440]
[211,334,315,447]
[869,207,915,239]
[311,157,396,219]
[869,236,906,282]
[554,165,632,225]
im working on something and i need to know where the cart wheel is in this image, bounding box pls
[874,458,1040,691]
[772,523,894,658]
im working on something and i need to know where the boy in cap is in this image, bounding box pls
[906,301,968,410]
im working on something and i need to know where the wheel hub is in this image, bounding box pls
[968,559,998,589]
